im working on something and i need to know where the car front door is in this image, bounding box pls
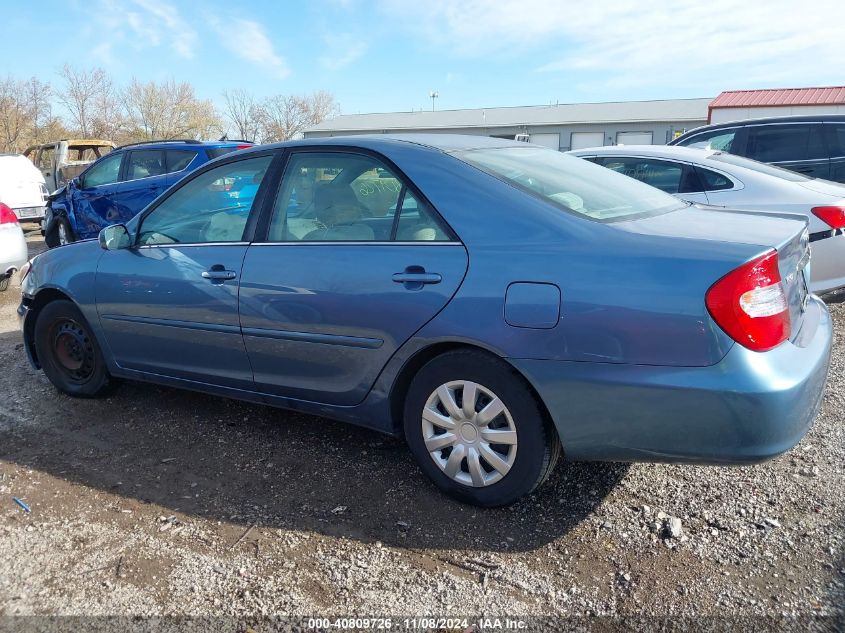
[239,150,469,406]
[69,151,126,239]
[94,153,276,389]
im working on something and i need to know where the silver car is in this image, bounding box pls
[0,202,28,291]
[569,145,845,295]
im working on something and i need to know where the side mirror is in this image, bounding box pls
[99,224,131,251]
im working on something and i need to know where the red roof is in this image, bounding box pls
[711,86,845,109]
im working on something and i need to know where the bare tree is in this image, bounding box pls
[56,65,113,137]
[123,78,224,142]
[0,77,29,152]
[305,90,340,127]
[255,91,340,142]
[22,78,53,145]
[222,89,261,142]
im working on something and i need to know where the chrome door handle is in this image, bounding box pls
[202,269,237,280]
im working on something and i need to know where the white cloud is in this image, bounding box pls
[207,17,290,79]
[380,0,845,90]
[89,0,198,62]
[318,34,368,71]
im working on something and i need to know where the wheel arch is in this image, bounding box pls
[22,288,76,368]
[387,341,560,447]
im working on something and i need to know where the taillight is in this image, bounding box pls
[0,202,18,224]
[236,144,252,150]
[705,249,790,352]
[811,206,845,229]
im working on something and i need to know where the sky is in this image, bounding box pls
[2,0,844,118]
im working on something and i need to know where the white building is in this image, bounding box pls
[305,98,713,150]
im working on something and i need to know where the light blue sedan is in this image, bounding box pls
[18,136,832,506]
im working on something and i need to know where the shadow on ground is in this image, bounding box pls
[0,331,630,552]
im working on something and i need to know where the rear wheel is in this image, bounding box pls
[0,276,9,292]
[403,350,560,506]
[34,300,114,397]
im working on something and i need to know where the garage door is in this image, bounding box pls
[529,133,560,150]
[570,132,604,150]
[616,131,654,145]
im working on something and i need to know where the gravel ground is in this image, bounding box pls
[0,231,843,631]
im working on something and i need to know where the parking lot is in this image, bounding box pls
[0,230,843,625]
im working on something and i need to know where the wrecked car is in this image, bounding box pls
[24,139,115,193]
[43,139,253,247]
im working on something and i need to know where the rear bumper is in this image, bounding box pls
[809,232,845,294]
[510,296,832,463]
[13,205,47,222]
[1,231,28,276]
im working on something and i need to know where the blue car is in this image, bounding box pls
[18,135,831,506]
[43,139,253,248]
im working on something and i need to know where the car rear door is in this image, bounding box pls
[238,149,468,406]
[94,153,276,389]
[744,123,830,179]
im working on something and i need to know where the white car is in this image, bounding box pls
[569,145,845,295]
[0,202,28,291]
[0,154,49,223]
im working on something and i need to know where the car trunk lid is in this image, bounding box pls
[615,205,811,343]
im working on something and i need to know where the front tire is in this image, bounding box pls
[45,218,75,248]
[404,350,560,507]
[33,300,114,398]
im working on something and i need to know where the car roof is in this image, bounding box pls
[673,114,845,140]
[252,134,528,154]
[113,140,254,151]
[569,144,720,160]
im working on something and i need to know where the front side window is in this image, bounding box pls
[137,155,273,246]
[37,147,55,171]
[81,152,123,188]
[267,152,451,242]
[457,147,686,221]
[126,150,166,181]
[678,129,738,152]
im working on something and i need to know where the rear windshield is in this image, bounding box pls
[454,146,686,221]
[707,151,810,182]
[207,146,249,159]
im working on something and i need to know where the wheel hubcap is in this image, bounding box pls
[51,320,95,383]
[421,380,518,487]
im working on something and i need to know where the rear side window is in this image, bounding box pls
[267,152,451,242]
[597,157,685,194]
[126,150,166,180]
[745,124,826,162]
[207,147,247,159]
[825,124,845,158]
[165,150,197,173]
[678,128,738,152]
[694,166,734,191]
[457,147,686,221]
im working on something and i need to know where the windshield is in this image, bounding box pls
[707,151,810,182]
[454,146,686,221]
